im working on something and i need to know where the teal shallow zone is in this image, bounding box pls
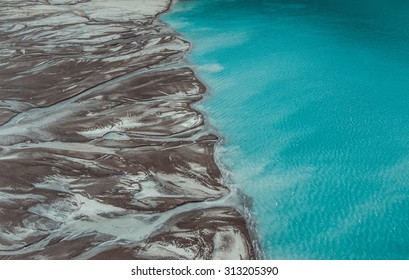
[162,0,409,259]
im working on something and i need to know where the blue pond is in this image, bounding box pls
[162,0,409,259]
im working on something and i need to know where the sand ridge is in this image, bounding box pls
[0,0,255,259]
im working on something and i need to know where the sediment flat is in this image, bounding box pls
[0,0,255,259]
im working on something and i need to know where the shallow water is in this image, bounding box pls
[163,0,409,259]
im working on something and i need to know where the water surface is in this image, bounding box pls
[163,0,409,259]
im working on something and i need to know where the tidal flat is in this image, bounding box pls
[0,0,255,260]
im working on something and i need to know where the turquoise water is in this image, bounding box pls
[162,0,409,259]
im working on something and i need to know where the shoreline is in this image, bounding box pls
[162,0,263,259]
[161,0,263,258]
[181,58,264,259]
[0,0,256,259]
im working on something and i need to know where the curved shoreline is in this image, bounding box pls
[162,0,263,259]
[0,0,256,259]
[179,57,264,258]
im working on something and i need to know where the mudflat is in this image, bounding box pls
[0,0,255,259]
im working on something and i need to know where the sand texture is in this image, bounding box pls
[0,0,255,259]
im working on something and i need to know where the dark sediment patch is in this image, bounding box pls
[0,0,255,259]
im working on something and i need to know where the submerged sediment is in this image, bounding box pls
[0,0,255,259]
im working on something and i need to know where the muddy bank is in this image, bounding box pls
[0,0,255,259]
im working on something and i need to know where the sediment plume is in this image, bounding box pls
[0,0,255,259]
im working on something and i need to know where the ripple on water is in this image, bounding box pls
[163,0,409,259]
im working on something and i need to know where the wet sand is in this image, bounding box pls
[0,0,255,259]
